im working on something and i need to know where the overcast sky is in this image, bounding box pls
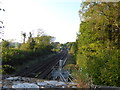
[2,0,82,43]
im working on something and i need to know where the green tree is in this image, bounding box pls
[69,42,77,55]
[2,39,10,48]
[34,36,54,49]
[76,1,120,86]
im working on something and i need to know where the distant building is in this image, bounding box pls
[9,42,22,48]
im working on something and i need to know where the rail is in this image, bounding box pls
[59,73,67,82]
[15,50,68,79]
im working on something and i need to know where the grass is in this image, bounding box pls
[64,53,76,65]
[64,52,91,88]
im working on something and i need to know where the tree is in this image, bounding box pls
[34,36,54,50]
[21,32,26,43]
[2,39,10,48]
[28,32,32,40]
[70,42,77,55]
[37,28,45,37]
[76,1,120,86]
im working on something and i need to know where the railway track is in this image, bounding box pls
[38,50,68,79]
[15,50,68,79]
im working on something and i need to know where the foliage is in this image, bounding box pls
[51,42,61,52]
[34,36,53,50]
[2,34,55,74]
[64,54,76,67]
[65,42,73,50]
[2,65,15,74]
[2,39,10,48]
[51,42,68,52]
[69,42,77,55]
[75,2,120,86]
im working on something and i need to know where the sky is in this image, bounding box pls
[1,0,82,43]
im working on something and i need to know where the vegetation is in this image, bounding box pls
[1,31,56,74]
[65,1,120,87]
[73,1,120,87]
[1,1,120,88]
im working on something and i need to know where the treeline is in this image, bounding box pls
[2,32,56,74]
[70,2,120,87]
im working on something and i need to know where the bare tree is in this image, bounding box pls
[28,32,32,40]
[37,28,45,37]
[21,32,26,43]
